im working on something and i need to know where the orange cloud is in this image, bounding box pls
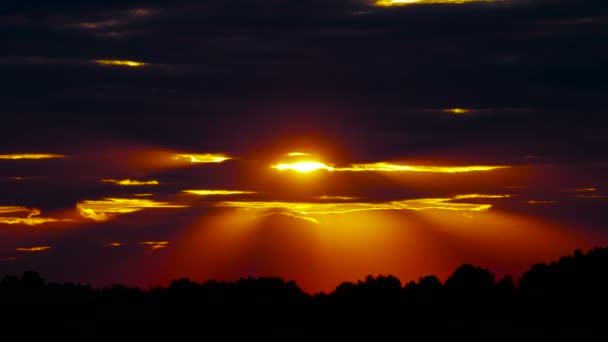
[101,179,159,186]
[104,242,123,248]
[77,198,188,222]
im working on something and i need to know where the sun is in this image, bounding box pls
[271,161,334,173]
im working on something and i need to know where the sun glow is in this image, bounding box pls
[0,154,65,160]
[77,198,188,222]
[101,179,159,186]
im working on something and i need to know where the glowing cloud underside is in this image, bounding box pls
[272,161,509,173]
[375,0,494,6]
[0,154,65,160]
[104,242,122,248]
[0,206,69,225]
[94,59,146,67]
[182,190,258,196]
[217,194,500,215]
[77,198,188,222]
[172,153,232,163]
[101,179,159,186]
[16,247,52,252]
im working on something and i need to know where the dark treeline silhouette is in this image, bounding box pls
[2,247,608,337]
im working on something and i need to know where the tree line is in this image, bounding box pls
[1,247,608,337]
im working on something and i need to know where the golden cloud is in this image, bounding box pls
[271,160,510,174]
[0,154,65,160]
[182,190,258,196]
[101,179,159,186]
[172,153,232,163]
[16,246,52,252]
[443,108,471,115]
[0,206,70,226]
[94,59,146,67]
[217,194,498,215]
[375,0,495,6]
[77,198,188,222]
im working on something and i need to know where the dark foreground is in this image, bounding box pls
[2,247,608,337]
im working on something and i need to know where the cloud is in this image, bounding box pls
[271,161,510,173]
[217,193,502,215]
[374,0,498,6]
[0,206,70,226]
[76,198,188,222]
[182,190,258,196]
[0,154,65,160]
[94,59,146,67]
[101,179,159,186]
[172,153,232,163]
[139,241,169,250]
[16,246,52,252]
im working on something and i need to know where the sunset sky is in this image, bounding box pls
[1,0,607,293]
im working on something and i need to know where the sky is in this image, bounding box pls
[1,0,607,293]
